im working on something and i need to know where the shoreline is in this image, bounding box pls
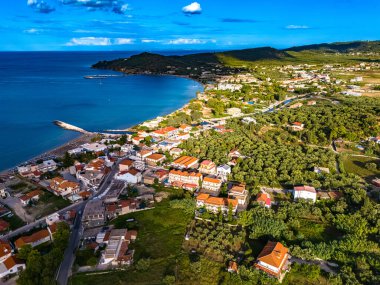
[0,72,205,175]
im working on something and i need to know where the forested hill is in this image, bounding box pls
[92,40,380,78]
[285,41,380,53]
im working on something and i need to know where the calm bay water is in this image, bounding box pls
[0,51,203,171]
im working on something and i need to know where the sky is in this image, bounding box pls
[0,0,379,51]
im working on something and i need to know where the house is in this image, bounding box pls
[242,117,257,124]
[119,159,134,172]
[145,153,165,166]
[38,159,58,173]
[228,183,250,209]
[0,241,12,263]
[371,178,380,188]
[100,229,137,266]
[293,186,317,203]
[50,177,80,197]
[0,256,25,279]
[117,200,138,215]
[116,168,142,184]
[307,100,317,106]
[46,213,60,226]
[288,102,303,109]
[228,149,242,159]
[14,229,51,249]
[172,156,199,169]
[132,136,143,145]
[152,169,169,182]
[201,177,222,196]
[179,124,192,133]
[136,149,154,161]
[81,143,107,153]
[169,147,183,158]
[217,164,231,181]
[19,190,43,206]
[254,241,290,280]
[198,160,217,175]
[169,170,203,189]
[256,192,271,208]
[290,122,304,131]
[152,126,178,138]
[196,193,238,214]
[82,199,105,228]
[227,261,239,273]
[227,107,242,116]
[313,166,330,174]
[0,184,7,198]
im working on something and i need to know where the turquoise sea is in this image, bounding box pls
[0,52,203,171]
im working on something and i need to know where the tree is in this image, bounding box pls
[136,258,151,271]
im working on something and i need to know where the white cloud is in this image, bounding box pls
[65,37,112,46]
[27,0,37,5]
[141,39,160,43]
[114,38,134,44]
[168,38,206,45]
[182,2,202,14]
[286,25,310,29]
[65,37,134,46]
[23,28,41,34]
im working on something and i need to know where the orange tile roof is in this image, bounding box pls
[19,190,43,202]
[0,241,11,259]
[196,193,210,201]
[146,153,165,161]
[256,241,288,269]
[3,256,22,270]
[169,170,202,178]
[173,156,198,167]
[120,159,134,166]
[14,229,50,248]
[153,126,177,135]
[256,192,269,203]
[203,177,221,184]
[197,194,238,207]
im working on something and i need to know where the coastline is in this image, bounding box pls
[0,72,205,175]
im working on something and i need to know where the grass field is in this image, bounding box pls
[341,155,380,181]
[218,50,380,68]
[70,200,193,285]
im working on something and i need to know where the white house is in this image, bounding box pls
[0,256,26,279]
[116,169,142,184]
[293,186,317,203]
[82,143,108,153]
[217,164,231,181]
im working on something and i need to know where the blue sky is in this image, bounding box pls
[0,0,379,51]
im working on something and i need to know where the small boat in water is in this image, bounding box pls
[83,74,121,79]
[84,75,109,79]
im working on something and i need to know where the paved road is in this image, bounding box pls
[291,257,338,274]
[56,162,120,285]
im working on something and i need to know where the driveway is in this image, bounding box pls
[1,196,33,223]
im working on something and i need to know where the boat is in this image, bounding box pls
[83,74,121,79]
[83,75,109,79]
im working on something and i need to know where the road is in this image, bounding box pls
[291,257,338,274]
[56,161,120,285]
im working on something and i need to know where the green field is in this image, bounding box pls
[341,155,380,181]
[70,200,193,285]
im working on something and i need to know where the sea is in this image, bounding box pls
[0,51,203,171]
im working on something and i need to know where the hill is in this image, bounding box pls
[92,40,380,79]
[285,41,380,53]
